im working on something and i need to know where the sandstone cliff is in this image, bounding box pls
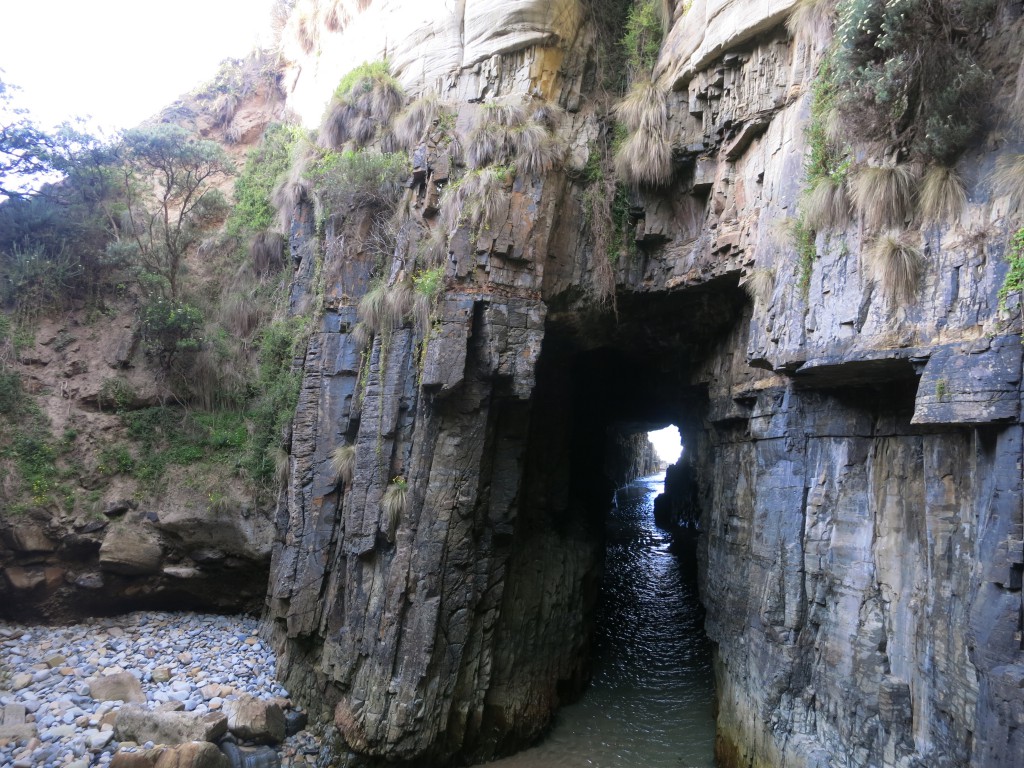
[261,1,1024,767]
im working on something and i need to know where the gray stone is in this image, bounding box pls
[99,525,163,575]
[87,671,146,703]
[224,695,285,745]
[114,704,228,746]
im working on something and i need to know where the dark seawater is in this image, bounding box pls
[484,473,716,768]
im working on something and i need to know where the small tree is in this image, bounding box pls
[0,78,58,201]
[113,124,232,299]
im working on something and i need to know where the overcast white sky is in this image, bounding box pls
[0,0,275,133]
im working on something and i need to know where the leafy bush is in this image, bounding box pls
[833,0,995,163]
[621,0,668,78]
[139,297,204,369]
[998,227,1024,311]
[310,149,408,213]
[0,370,21,415]
[227,123,305,238]
[98,377,136,412]
[242,316,307,484]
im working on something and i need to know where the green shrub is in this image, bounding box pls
[413,266,444,302]
[833,0,994,163]
[98,445,134,476]
[998,227,1024,311]
[0,370,22,415]
[621,0,668,78]
[98,377,136,412]
[227,123,305,238]
[310,149,408,213]
[241,316,308,484]
[139,297,204,368]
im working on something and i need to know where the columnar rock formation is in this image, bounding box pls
[263,1,1024,767]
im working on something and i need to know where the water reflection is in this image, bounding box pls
[485,473,716,768]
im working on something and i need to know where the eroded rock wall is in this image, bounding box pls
[265,1,1024,766]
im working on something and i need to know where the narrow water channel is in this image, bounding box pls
[487,472,716,767]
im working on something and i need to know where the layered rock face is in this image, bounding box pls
[264,1,1023,767]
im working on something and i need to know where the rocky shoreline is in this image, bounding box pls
[0,612,320,767]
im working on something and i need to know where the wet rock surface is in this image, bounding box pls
[0,613,320,767]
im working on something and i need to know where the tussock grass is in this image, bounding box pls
[384,273,416,326]
[465,101,563,174]
[358,279,391,335]
[615,128,673,187]
[516,133,565,176]
[467,122,503,170]
[323,0,350,31]
[531,102,564,130]
[381,477,408,542]
[786,0,835,49]
[271,140,316,232]
[615,80,669,133]
[742,267,776,305]
[802,176,851,231]
[350,321,371,351]
[438,167,512,236]
[250,232,285,275]
[274,446,290,488]
[851,163,918,230]
[394,94,453,149]
[866,229,925,305]
[320,102,358,148]
[419,227,449,267]
[213,92,240,128]
[993,153,1024,211]
[330,444,356,486]
[919,165,966,223]
[319,61,404,150]
[294,2,319,55]
[614,80,674,187]
[483,103,527,128]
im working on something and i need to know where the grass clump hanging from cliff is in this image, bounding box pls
[394,94,456,150]
[866,229,924,305]
[850,163,918,231]
[919,165,966,224]
[800,57,852,232]
[381,476,408,542]
[614,80,674,187]
[320,61,404,150]
[438,166,514,240]
[331,444,356,486]
[465,102,565,176]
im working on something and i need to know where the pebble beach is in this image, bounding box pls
[0,612,321,767]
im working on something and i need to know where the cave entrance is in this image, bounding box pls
[488,278,747,767]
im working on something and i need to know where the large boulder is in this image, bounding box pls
[224,695,285,744]
[110,742,229,768]
[114,704,228,745]
[99,525,163,575]
[87,671,147,703]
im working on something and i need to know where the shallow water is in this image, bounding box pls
[485,473,716,768]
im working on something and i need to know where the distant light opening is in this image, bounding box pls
[648,425,682,464]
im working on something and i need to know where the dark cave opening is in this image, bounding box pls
[500,277,750,766]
